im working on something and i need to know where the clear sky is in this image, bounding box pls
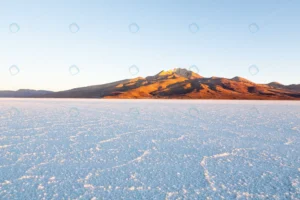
[0,0,299,91]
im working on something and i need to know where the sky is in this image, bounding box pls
[0,0,299,91]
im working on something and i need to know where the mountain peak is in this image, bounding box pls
[231,76,253,84]
[268,82,284,86]
[157,69,174,76]
[157,68,202,79]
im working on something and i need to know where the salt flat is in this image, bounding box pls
[0,99,299,199]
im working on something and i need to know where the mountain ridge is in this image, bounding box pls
[1,68,299,100]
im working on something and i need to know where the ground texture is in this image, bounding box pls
[0,99,299,199]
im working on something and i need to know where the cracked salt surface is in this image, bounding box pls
[0,99,300,199]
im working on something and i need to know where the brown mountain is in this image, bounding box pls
[39,68,299,100]
[1,68,299,99]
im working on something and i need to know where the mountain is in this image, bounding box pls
[267,82,300,92]
[286,84,300,92]
[0,89,53,98]
[1,68,299,99]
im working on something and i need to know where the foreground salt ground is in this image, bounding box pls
[0,99,299,200]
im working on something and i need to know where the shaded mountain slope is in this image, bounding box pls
[41,79,131,98]
[268,82,300,92]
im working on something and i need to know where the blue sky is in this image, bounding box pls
[0,0,299,91]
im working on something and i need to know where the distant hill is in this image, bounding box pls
[267,82,300,92]
[0,89,53,98]
[1,68,299,100]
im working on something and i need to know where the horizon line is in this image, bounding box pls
[1,68,299,92]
